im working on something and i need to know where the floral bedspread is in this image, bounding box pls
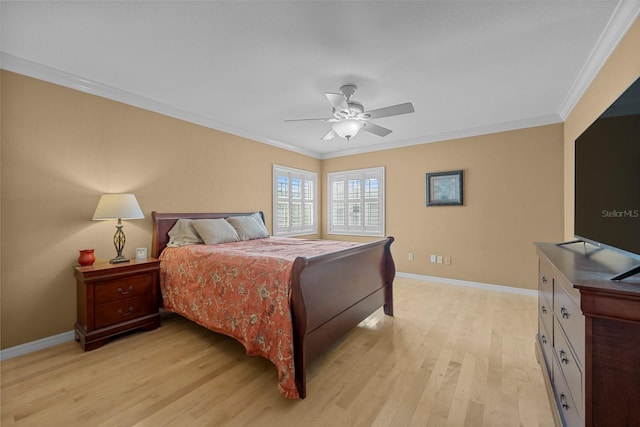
[159,237,359,398]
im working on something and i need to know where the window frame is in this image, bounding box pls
[272,164,318,237]
[328,166,385,237]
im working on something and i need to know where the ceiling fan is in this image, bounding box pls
[285,84,415,141]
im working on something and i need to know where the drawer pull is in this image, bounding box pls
[559,393,569,410]
[541,305,547,314]
[541,335,547,345]
[542,276,548,284]
[560,306,569,319]
[118,307,134,316]
[559,349,569,364]
[117,285,134,295]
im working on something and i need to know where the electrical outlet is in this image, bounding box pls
[437,256,443,264]
[444,256,451,265]
[430,254,437,263]
[408,252,414,261]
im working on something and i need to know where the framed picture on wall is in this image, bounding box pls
[426,170,464,206]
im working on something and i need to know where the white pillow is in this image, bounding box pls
[250,212,269,235]
[226,216,269,240]
[191,218,240,244]
[167,219,203,247]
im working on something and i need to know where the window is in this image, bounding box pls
[273,165,317,236]
[328,166,385,236]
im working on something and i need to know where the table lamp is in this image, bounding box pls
[92,193,145,263]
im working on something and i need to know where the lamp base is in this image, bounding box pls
[109,256,130,264]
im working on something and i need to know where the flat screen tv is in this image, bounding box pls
[573,76,640,280]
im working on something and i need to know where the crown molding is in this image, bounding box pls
[3,53,560,160]
[319,113,563,159]
[0,53,322,159]
[557,0,640,120]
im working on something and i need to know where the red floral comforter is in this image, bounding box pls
[159,237,359,398]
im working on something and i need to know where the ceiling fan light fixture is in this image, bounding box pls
[332,119,364,141]
[285,85,414,142]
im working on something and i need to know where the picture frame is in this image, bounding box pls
[135,247,148,260]
[426,170,464,206]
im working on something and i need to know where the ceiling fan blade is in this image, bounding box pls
[362,121,392,137]
[321,129,336,140]
[284,117,332,122]
[325,92,349,113]
[363,102,414,120]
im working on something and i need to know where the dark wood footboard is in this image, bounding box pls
[290,236,395,398]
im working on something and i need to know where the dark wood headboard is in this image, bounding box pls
[151,211,266,258]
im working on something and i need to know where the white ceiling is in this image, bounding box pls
[2,1,639,159]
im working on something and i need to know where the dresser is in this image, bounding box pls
[75,258,161,350]
[535,242,640,427]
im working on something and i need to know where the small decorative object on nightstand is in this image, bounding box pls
[74,257,161,351]
[135,247,147,260]
[77,249,95,266]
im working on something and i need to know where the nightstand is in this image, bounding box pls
[74,258,161,351]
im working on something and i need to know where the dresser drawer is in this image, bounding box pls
[553,275,585,364]
[94,274,154,304]
[553,317,583,418]
[539,260,553,307]
[94,295,155,329]
[553,356,583,427]
[538,317,553,377]
[539,293,553,345]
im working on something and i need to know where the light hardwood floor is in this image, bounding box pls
[1,277,555,426]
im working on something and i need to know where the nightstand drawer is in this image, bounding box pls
[94,274,153,304]
[95,295,155,329]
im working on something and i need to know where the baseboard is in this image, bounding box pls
[396,272,537,297]
[0,330,76,361]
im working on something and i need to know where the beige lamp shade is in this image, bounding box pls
[92,194,144,220]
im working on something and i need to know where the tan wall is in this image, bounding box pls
[564,17,640,240]
[0,71,321,349]
[322,124,565,289]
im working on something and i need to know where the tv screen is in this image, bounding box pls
[574,77,640,260]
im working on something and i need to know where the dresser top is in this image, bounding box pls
[535,242,640,296]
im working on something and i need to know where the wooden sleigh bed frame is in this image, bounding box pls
[151,211,395,398]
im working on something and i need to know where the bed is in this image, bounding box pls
[151,211,395,399]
